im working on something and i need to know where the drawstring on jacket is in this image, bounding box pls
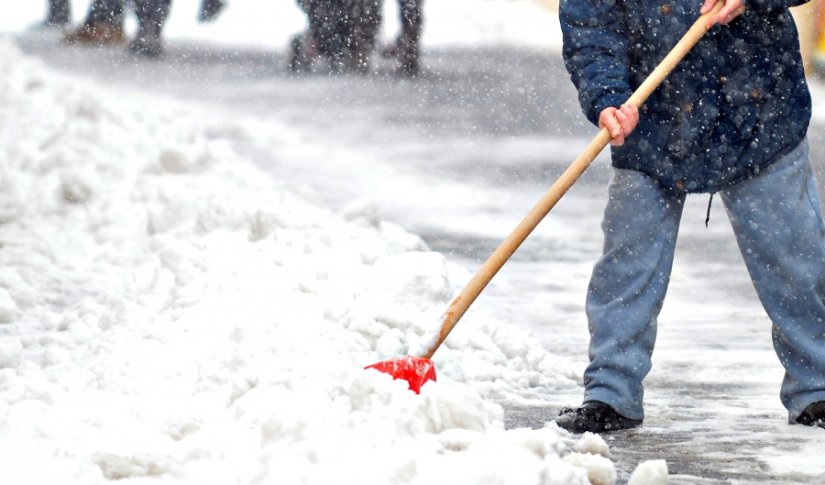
[705,193,715,227]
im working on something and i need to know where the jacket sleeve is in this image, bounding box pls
[745,0,810,13]
[560,0,633,126]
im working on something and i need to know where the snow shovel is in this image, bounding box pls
[366,2,726,393]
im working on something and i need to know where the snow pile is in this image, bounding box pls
[0,40,659,484]
[628,460,668,485]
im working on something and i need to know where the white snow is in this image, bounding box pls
[628,460,668,485]
[573,431,611,458]
[0,26,627,484]
[562,452,617,485]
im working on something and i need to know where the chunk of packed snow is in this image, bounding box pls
[0,337,23,368]
[574,431,611,458]
[0,288,18,324]
[628,459,669,485]
[563,451,617,485]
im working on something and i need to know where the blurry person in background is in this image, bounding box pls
[63,0,126,46]
[130,0,226,56]
[62,0,173,58]
[290,0,382,74]
[131,0,224,57]
[382,0,423,76]
[129,0,172,57]
[44,0,72,28]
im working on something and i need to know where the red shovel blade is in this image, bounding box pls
[365,356,437,393]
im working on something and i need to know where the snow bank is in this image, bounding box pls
[0,40,642,484]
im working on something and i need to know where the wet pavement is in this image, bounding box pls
[13,31,825,484]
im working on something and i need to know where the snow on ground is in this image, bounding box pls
[0,34,658,483]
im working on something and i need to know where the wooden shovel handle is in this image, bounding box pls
[421,2,725,360]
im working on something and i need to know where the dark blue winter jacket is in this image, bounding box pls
[560,0,811,193]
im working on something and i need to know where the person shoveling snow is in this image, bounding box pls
[555,0,825,433]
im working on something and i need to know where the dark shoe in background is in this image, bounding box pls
[64,21,126,46]
[128,35,164,58]
[398,44,419,77]
[555,401,642,433]
[380,41,398,59]
[381,35,419,77]
[288,34,318,73]
[340,47,371,74]
[796,401,825,428]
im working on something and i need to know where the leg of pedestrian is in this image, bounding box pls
[347,0,382,73]
[45,0,72,27]
[130,0,173,57]
[397,0,422,76]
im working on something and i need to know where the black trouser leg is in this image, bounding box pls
[130,0,172,56]
[46,0,71,25]
[86,0,125,25]
[397,0,422,74]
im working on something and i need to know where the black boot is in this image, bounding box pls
[128,34,163,57]
[796,401,825,428]
[555,401,642,433]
